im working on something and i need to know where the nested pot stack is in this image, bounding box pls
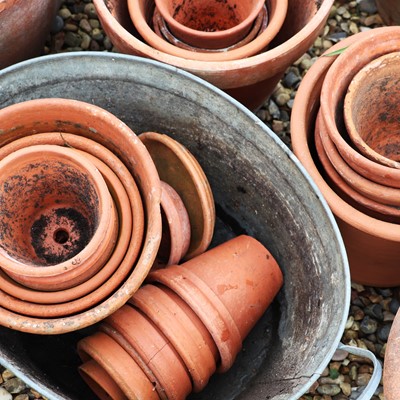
[93,0,334,109]
[77,235,283,400]
[290,26,400,287]
[0,97,216,334]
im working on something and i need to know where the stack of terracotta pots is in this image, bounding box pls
[0,97,216,334]
[291,26,400,287]
[77,235,283,400]
[93,0,334,109]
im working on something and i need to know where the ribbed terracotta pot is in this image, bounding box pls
[291,30,400,287]
[383,308,400,400]
[93,0,333,109]
[0,144,118,292]
[154,0,266,49]
[344,51,400,168]
[376,0,400,26]
[0,0,60,69]
[0,98,162,334]
[148,234,283,372]
[320,26,400,187]
[0,133,143,308]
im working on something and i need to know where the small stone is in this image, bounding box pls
[363,14,383,26]
[51,15,64,34]
[317,384,341,396]
[89,18,101,29]
[272,120,285,134]
[14,395,29,400]
[84,3,97,18]
[349,22,359,34]
[64,31,82,47]
[345,316,354,330]
[351,283,365,292]
[332,349,349,361]
[364,303,384,320]
[90,39,101,51]
[336,6,347,15]
[360,315,378,334]
[340,382,352,396]
[378,288,393,297]
[377,324,392,342]
[282,71,301,89]
[0,388,12,400]
[356,373,371,386]
[103,36,113,51]
[29,389,43,398]
[64,22,79,32]
[91,28,104,41]
[389,298,400,314]
[383,311,395,322]
[349,365,358,381]
[268,100,280,119]
[1,370,14,381]
[358,0,378,14]
[58,7,72,19]
[79,18,92,33]
[80,32,92,50]
[274,92,291,106]
[3,377,27,394]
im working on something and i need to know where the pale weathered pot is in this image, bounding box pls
[0,0,60,69]
[154,0,266,49]
[93,0,333,109]
[376,0,400,26]
[344,51,400,168]
[0,144,118,292]
[291,30,400,287]
[0,98,161,334]
[320,26,400,187]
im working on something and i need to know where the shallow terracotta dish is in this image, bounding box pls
[140,131,215,259]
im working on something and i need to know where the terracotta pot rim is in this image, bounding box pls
[320,26,400,186]
[291,29,400,241]
[0,98,162,334]
[0,144,117,281]
[93,0,333,87]
[129,0,285,62]
[0,133,141,307]
[344,51,400,169]
[155,0,265,46]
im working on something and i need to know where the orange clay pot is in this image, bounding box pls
[320,26,400,187]
[344,52,400,168]
[383,308,400,400]
[0,0,60,69]
[155,181,191,268]
[148,234,283,372]
[152,4,268,53]
[0,98,161,334]
[101,304,192,400]
[139,131,215,259]
[129,284,219,392]
[93,0,333,109]
[154,0,266,49]
[0,144,118,291]
[0,133,142,308]
[78,331,160,400]
[291,30,400,287]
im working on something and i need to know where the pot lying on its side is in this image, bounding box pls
[0,52,371,400]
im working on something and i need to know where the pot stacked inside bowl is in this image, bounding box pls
[0,98,216,334]
[291,26,400,287]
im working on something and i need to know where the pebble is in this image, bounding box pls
[0,388,11,400]
[51,15,64,34]
[377,324,392,342]
[2,378,27,394]
[358,0,378,14]
[360,315,378,334]
[317,384,341,396]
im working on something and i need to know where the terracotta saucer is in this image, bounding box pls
[139,131,215,259]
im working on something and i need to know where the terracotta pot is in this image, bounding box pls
[148,234,283,371]
[0,98,161,334]
[383,308,400,400]
[78,331,160,400]
[0,144,118,291]
[376,0,400,26]
[129,283,219,392]
[291,30,400,287]
[139,131,215,259]
[0,0,60,69]
[0,133,143,308]
[316,112,400,209]
[344,51,400,168]
[128,0,285,62]
[93,0,333,109]
[156,181,191,268]
[101,304,192,400]
[320,26,400,187]
[153,4,268,53]
[154,0,265,49]
[314,114,400,223]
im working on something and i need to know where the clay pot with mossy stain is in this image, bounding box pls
[77,235,283,399]
[154,0,266,49]
[291,29,400,287]
[93,0,332,109]
[0,98,161,334]
[0,144,118,292]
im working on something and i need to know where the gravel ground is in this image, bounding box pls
[0,1,395,399]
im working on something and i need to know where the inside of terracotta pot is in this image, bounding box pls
[0,54,348,400]
[0,155,98,266]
